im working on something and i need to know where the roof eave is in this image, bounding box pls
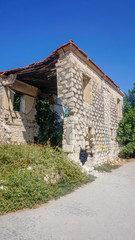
[0,41,124,96]
[56,43,124,96]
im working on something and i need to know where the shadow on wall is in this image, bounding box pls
[79,149,88,165]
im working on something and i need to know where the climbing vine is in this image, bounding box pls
[35,96,63,147]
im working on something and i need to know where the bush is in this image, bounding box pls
[119,142,135,158]
[0,144,94,214]
[117,105,135,145]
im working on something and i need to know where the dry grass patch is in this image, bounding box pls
[94,163,120,173]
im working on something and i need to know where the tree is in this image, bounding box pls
[124,83,135,109]
[117,83,135,158]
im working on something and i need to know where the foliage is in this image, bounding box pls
[35,96,63,147]
[118,142,135,158]
[117,83,135,158]
[124,83,135,109]
[0,144,94,214]
[117,105,135,145]
[64,106,69,117]
[13,94,21,111]
[94,163,120,172]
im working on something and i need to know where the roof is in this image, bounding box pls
[0,40,124,96]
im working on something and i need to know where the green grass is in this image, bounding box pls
[0,144,95,214]
[94,163,120,172]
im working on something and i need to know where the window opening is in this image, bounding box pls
[13,93,25,113]
[13,94,21,111]
[83,75,92,105]
[117,98,121,117]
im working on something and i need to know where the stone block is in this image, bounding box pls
[63,144,74,152]
[65,73,71,79]
[65,92,74,98]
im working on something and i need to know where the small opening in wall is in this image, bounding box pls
[64,105,69,117]
[111,128,114,140]
[13,94,21,111]
[13,93,25,113]
[34,136,38,144]
[85,126,94,157]
[117,98,120,104]
[82,75,92,105]
[88,126,92,133]
[117,98,121,117]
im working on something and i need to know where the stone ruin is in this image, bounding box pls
[0,40,123,169]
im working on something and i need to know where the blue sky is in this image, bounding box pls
[0,0,135,93]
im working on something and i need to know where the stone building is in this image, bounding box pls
[0,40,123,167]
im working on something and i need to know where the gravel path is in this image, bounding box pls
[0,161,135,240]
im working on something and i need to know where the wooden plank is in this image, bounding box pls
[11,80,39,97]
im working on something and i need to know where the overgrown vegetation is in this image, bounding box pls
[117,83,135,158]
[94,163,120,172]
[13,94,21,111]
[0,144,95,214]
[35,96,63,147]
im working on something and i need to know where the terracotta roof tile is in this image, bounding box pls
[0,40,123,95]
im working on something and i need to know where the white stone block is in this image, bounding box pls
[63,144,74,152]
[65,92,74,98]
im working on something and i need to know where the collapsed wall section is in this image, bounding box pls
[56,51,123,167]
[0,78,39,143]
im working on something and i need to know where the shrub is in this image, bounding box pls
[117,104,135,145]
[119,142,135,158]
[0,144,94,214]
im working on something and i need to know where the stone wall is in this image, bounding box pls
[0,51,123,168]
[56,51,123,167]
[0,80,39,144]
